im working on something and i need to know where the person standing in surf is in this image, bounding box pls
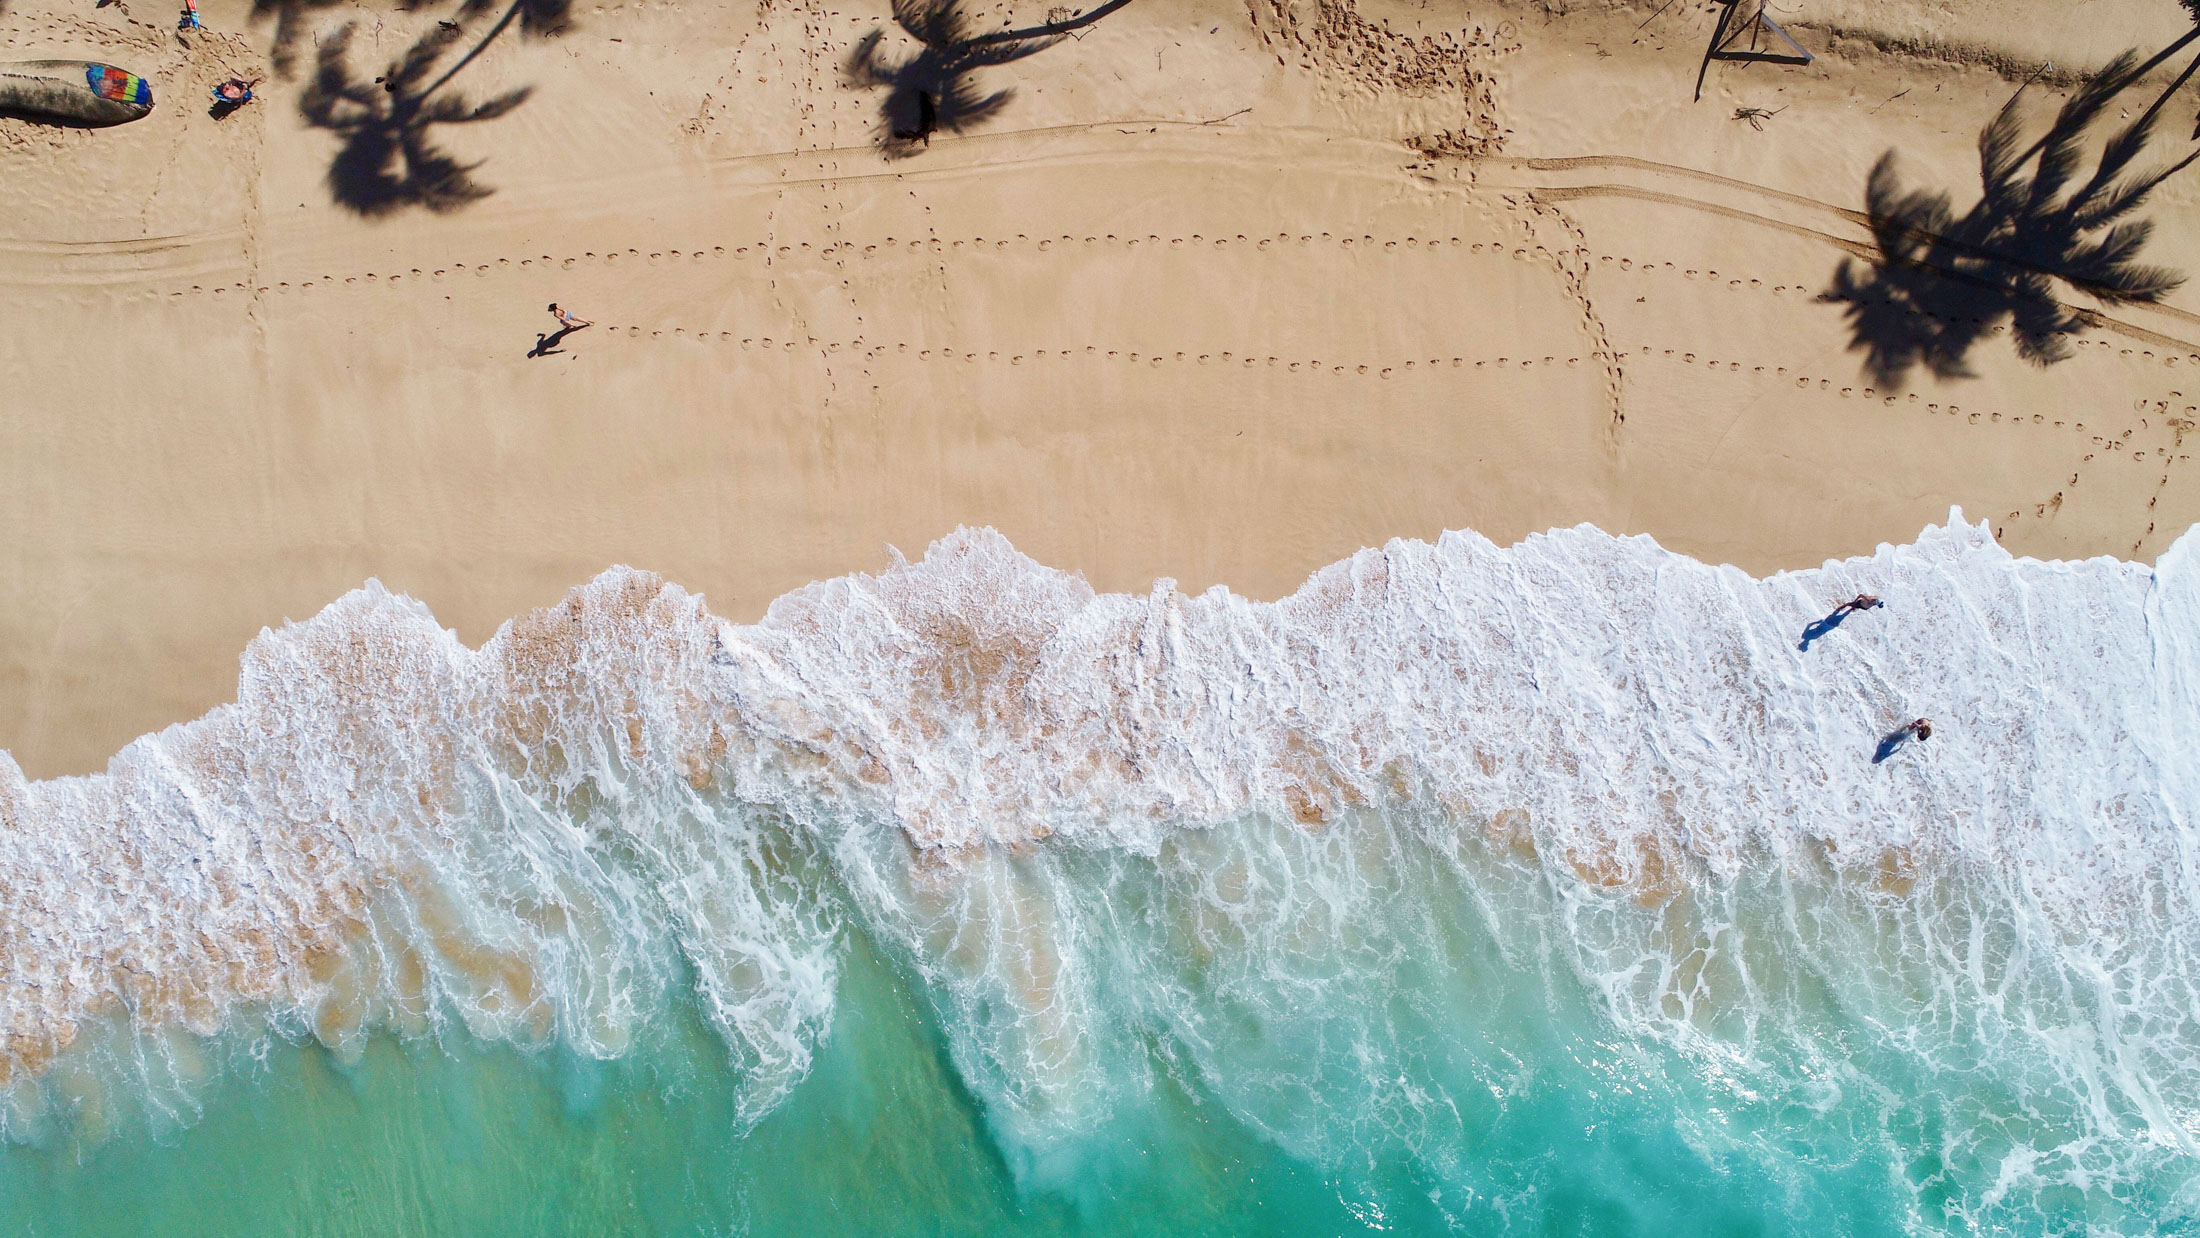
[1800,592,1885,651]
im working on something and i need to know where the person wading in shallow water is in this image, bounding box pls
[1799,592,1886,651]
[1873,717,1932,764]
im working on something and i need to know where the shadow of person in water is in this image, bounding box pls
[1797,610,1852,652]
[1799,593,1883,651]
[295,0,571,215]
[844,0,1137,158]
[1873,718,1932,765]
[1820,50,2200,387]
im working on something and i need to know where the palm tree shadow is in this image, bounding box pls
[1820,50,2200,387]
[295,0,571,215]
[844,0,1135,158]
[255,0,570,79]
[251,0,354,80]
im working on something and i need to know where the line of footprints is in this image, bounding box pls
[580,334,1596,379]
[1634,346,2196,459]
[157,226,2200,449]
[160,231,2200,373]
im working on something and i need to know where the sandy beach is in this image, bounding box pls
[5,0,2199,778]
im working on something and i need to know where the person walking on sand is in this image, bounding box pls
[1872,717,1932,764]
[549,303,591,331]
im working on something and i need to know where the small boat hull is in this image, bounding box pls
[0,60,155,126]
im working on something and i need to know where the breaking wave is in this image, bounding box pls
[3,511,2197,1230]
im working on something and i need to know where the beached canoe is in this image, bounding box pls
[0,60,154,126]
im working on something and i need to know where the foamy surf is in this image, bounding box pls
[2,511,2196,1231]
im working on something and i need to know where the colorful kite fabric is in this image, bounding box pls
[85,64,152,107]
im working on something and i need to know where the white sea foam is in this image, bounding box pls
[0,511,2196,1221]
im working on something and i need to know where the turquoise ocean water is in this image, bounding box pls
[2,513,2196,1235]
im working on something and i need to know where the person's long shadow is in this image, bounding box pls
[1797,608,1853,651]
[1820,50,2200,386]
[294,0,572,216]
[528,325,576,357]
[844,0,1136,158]
[1872,726,1920,765]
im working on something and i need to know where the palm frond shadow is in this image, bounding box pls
[1821,51,2200,386]
[251,0,359,81]
[255,0,570,79]
[294,0,571,216]
[844,0,1134,158]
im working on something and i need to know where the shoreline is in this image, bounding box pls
[10,506,2184,790]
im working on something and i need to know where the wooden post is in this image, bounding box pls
[1694,0,1739,102]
